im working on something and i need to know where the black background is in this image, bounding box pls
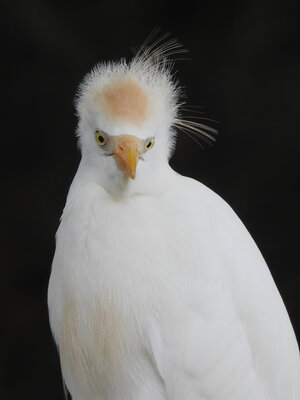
[1,0,299,398]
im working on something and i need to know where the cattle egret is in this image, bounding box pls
[48,34,300,400]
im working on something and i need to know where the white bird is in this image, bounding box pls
[48,34,300,400]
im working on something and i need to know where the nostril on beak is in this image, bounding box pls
[119,146,124,152]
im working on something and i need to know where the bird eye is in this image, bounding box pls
[145,138,155,151]
[95,130,106,146]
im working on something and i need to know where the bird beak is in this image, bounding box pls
[111,135,142,180]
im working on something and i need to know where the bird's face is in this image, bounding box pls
[77,69,177,194]
[89,77,159,181]
[93,130,155,180]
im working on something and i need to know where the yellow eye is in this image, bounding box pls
[145,138,155,151]
[95,130,106,146]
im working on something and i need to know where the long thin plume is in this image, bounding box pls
[133,28,188,67]
[174,118,218,146]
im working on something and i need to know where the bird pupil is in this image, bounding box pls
[99,136,104,143]
[147,142,151,148]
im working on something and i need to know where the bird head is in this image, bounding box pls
[75,40,180,195]
[74,33,216,196]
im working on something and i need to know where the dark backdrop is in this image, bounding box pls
[1,0,299,398]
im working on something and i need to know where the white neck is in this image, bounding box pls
[68,153,171,201]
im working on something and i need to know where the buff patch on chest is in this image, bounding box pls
[59,298,131,394]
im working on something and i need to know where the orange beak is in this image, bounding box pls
[111,135,142,180]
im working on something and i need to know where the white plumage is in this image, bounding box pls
[48,35,300,400]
